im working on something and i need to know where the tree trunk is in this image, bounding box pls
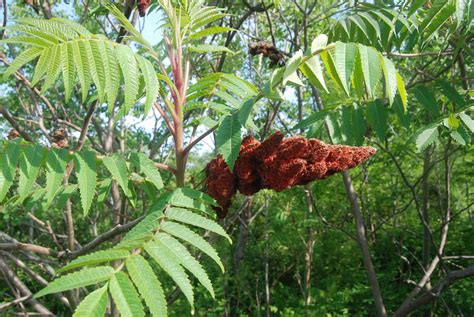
[342,171,387,317]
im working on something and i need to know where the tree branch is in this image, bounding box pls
[394,265,474,316]
[65,216,144,260]
[0,106,33,142]
[0,243,60,257]
[0,258,53,315]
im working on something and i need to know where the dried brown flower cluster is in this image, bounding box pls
[248,41,285,68]
[206,131,377,218]
[137,0,152,17]
[7,129,20,140]
[51,128,69,149]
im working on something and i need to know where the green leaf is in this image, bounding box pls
[109,272,145,317]
[0,142,21,202]
[99,41,120,111]
[0,36,45,47]
[283,50,303,85]
[293,111,328,131]
[438,81,465,107]
[144,240,194,308]
[415,124,439,151]
[53,18,91,36]
[420,1,456,41]
[118,193,173,245]
[189,44,234,54]
[447,114,460,129]
[137,56,159,117]
[56,184,78,210]
[4,46,43,77]
[359,12,381,39]
[190,26,234,40]
[320,50,346,95]
[45,149,69,205]
[129,153,163,190]
[102,154,131,198]
[31,46,52,86]
[367,100,388,141]
[85,40,106,102]
[166,207,231,243]
[396,72,407,112]
[459,113,474,133]
[451,124,470,145]
[216,114,242,170]
[340,107,354,144]
[35,266,114,298]
[393,95,411,128]
[106,4,152,49]
[456,0,469,27]
[126,255,167,317]
[238,97,256,126]
[335,42,357,96]
[41,44,62,92]
[326,112,343,144]
[358,45,381,99]
[61,42,75,102]
[173,187,218,207]
[352,51,365,99]
[72,40,91,101]
[59,249,130,273]
[352,104,366,146]
[73,284,108,317]
[221,74,258,97]
[4,25,60,45]
[300,55,328,93]
[73,151,97,215]
[408,0,427,16]
[161,221,224,272]
[413,86,439,115]
[18,144,46,201]
[156,232,215,298]
[115,45,139,117]
[379,55,397,105]
[168,190,207,213]
[348,15,370,40]
[96,179,111,206]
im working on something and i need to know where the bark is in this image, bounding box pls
[263,197,271,317]
[303,187,316,316]
[394,265,474,317]
[342,171,387,317]
[0,257,53,315]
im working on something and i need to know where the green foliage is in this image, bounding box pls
[0,142,166,215]
[73,285,109,317]
[73,151,97,215]
[126,255,168,317]
[58,250,130,273]
[35,266,115,298]
[30,187,229,316]
[109,272,145,317]
[1,17,159,116]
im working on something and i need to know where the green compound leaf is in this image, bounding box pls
[109,272,145,317]
[216,113,242,170]
[73,150,97,215]
[126,255,167,317]
[35,266,114,298]
[72,284,108,317]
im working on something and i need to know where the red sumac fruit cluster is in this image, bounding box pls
[205,131,376,218]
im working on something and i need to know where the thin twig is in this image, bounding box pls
[0,243,59,257]
[65,216,144,260]
[0,106,33,142]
